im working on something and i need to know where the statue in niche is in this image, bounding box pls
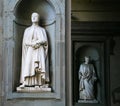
[78,56,97,101]
[17,12,51,92]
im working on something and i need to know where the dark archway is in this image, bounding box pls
[73,45,100,103]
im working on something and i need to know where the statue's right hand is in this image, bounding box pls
[32,43,40,49]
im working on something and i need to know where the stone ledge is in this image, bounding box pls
[78,99,98,103]
[16,86,51,93]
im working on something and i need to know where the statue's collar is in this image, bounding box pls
[31,24,39,28]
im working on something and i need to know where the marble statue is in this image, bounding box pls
[17,12,51,92]
[78,56,97,100]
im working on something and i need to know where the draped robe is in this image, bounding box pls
[79,63,97,100]
[20,25,49,86]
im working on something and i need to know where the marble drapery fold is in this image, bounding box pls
[20,25,49,86]
[79,62,97,100]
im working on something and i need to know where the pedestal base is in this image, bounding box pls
[78,99,98,103]
[16,86,51,93]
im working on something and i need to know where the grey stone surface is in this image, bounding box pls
[0,0,3,106]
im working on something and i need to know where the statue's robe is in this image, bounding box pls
[79,63,97,100]
[20,25,49,86]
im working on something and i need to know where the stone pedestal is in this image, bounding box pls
[16,86,51,93]
[78,99,98,103]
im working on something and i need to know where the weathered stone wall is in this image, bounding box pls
[110,37,120,106]
[0,0,3,105]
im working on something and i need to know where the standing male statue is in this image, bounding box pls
[78,56,97,100]
[18,12,49,89]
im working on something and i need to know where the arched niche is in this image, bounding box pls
[4,0,64,99]
[73,45,102,103]
[14,0,56,25]
[13,0,56,91]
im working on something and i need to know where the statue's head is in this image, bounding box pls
[84,56,90,63]
[31,12,40,23]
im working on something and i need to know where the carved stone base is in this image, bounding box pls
[16,86,51,93]
[78,99,98,103]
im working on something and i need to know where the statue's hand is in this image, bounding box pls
[29,42,35,46]
[32,43,40,49]
[35,68,41,73]
[41,73,45,79]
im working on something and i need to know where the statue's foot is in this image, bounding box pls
[19,82,25,88]
[40,84,49,88]
[35,86,40,89]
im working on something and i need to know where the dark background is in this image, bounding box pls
[71,0,120,106]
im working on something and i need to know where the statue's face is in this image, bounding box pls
[85,57,89,63]
[31,13,39,23]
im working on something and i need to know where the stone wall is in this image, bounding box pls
[110,37,120,106]
[0,0,3,105]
